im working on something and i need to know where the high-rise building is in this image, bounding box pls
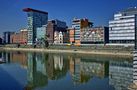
[23,8,48,45]
[46,19,67,44]
[72,18,93,45]
[109,7,137,45]
[3,31,14,44]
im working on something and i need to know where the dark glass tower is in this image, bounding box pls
[23,8,48,45]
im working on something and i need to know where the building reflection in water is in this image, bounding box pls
[10,51,27,68]
[26,53,69,89]
[0,51,135,90]
[0,51,10,63]
[109,60,133,90]
[128,51,137,90]
[46,54,69,80]
[26,52,48,89]
[69,56,109,85]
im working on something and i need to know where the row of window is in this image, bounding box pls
[109,33,134,37]
[109,18,135,24]
[109,40,134,43]
[109,30,134,34]
[109,37,134,40]
[114,14,134,18]
[110,26,135,30]
[109,23,135,27]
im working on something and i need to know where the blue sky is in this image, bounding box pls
[0,0,137,36]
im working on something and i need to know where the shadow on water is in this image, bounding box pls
[0,66,24,90]
[0,51,134,90]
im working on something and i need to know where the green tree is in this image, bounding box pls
[41,35,49,48]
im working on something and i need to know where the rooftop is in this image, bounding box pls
[23,8,48,14]
[119,7,137,15]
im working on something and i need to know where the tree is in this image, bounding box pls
[41,35,49,48]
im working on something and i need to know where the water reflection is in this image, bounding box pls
[0,51,134,90]
[128,51,137,90]
[109,61,133,90]
[69,57,109,85]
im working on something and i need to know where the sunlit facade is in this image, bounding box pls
[81,26,109,44]
[109,7,137,44]
[72,18,93,45]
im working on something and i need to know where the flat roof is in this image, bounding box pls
[23,8,48,14]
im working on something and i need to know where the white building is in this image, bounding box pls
[109,7,137,45]
[54,31,63,44]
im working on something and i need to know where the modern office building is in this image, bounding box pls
[72,18,93,45]
[81,26,109,44]
[46,19,67,44]
[109,7,137,45]
[23,8,48,45]
[11,29,28,44]
[36,25,47,41]
[3,31,14,44]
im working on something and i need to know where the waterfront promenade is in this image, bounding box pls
[1,46,133,57]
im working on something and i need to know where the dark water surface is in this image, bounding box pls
[0,51,133,90]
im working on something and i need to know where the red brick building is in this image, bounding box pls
[68,28,75,44]
[11,29,28,44]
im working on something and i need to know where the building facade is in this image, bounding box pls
[81,26,109,44]
[54,31,63,44]
[72,18,93,45]
[23,8,48,45]
[36,25,46,41]
[69,28,75,44]
[3,31,14,44]
[109,7,137,45]
[11,29,28,44]
[63,30,70,43]
[46,19,67,44]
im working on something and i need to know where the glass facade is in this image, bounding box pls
[36,25,46,41]
[24,8,48,45]
[109,7,137,44]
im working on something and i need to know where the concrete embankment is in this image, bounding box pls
[1,47,133,57]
